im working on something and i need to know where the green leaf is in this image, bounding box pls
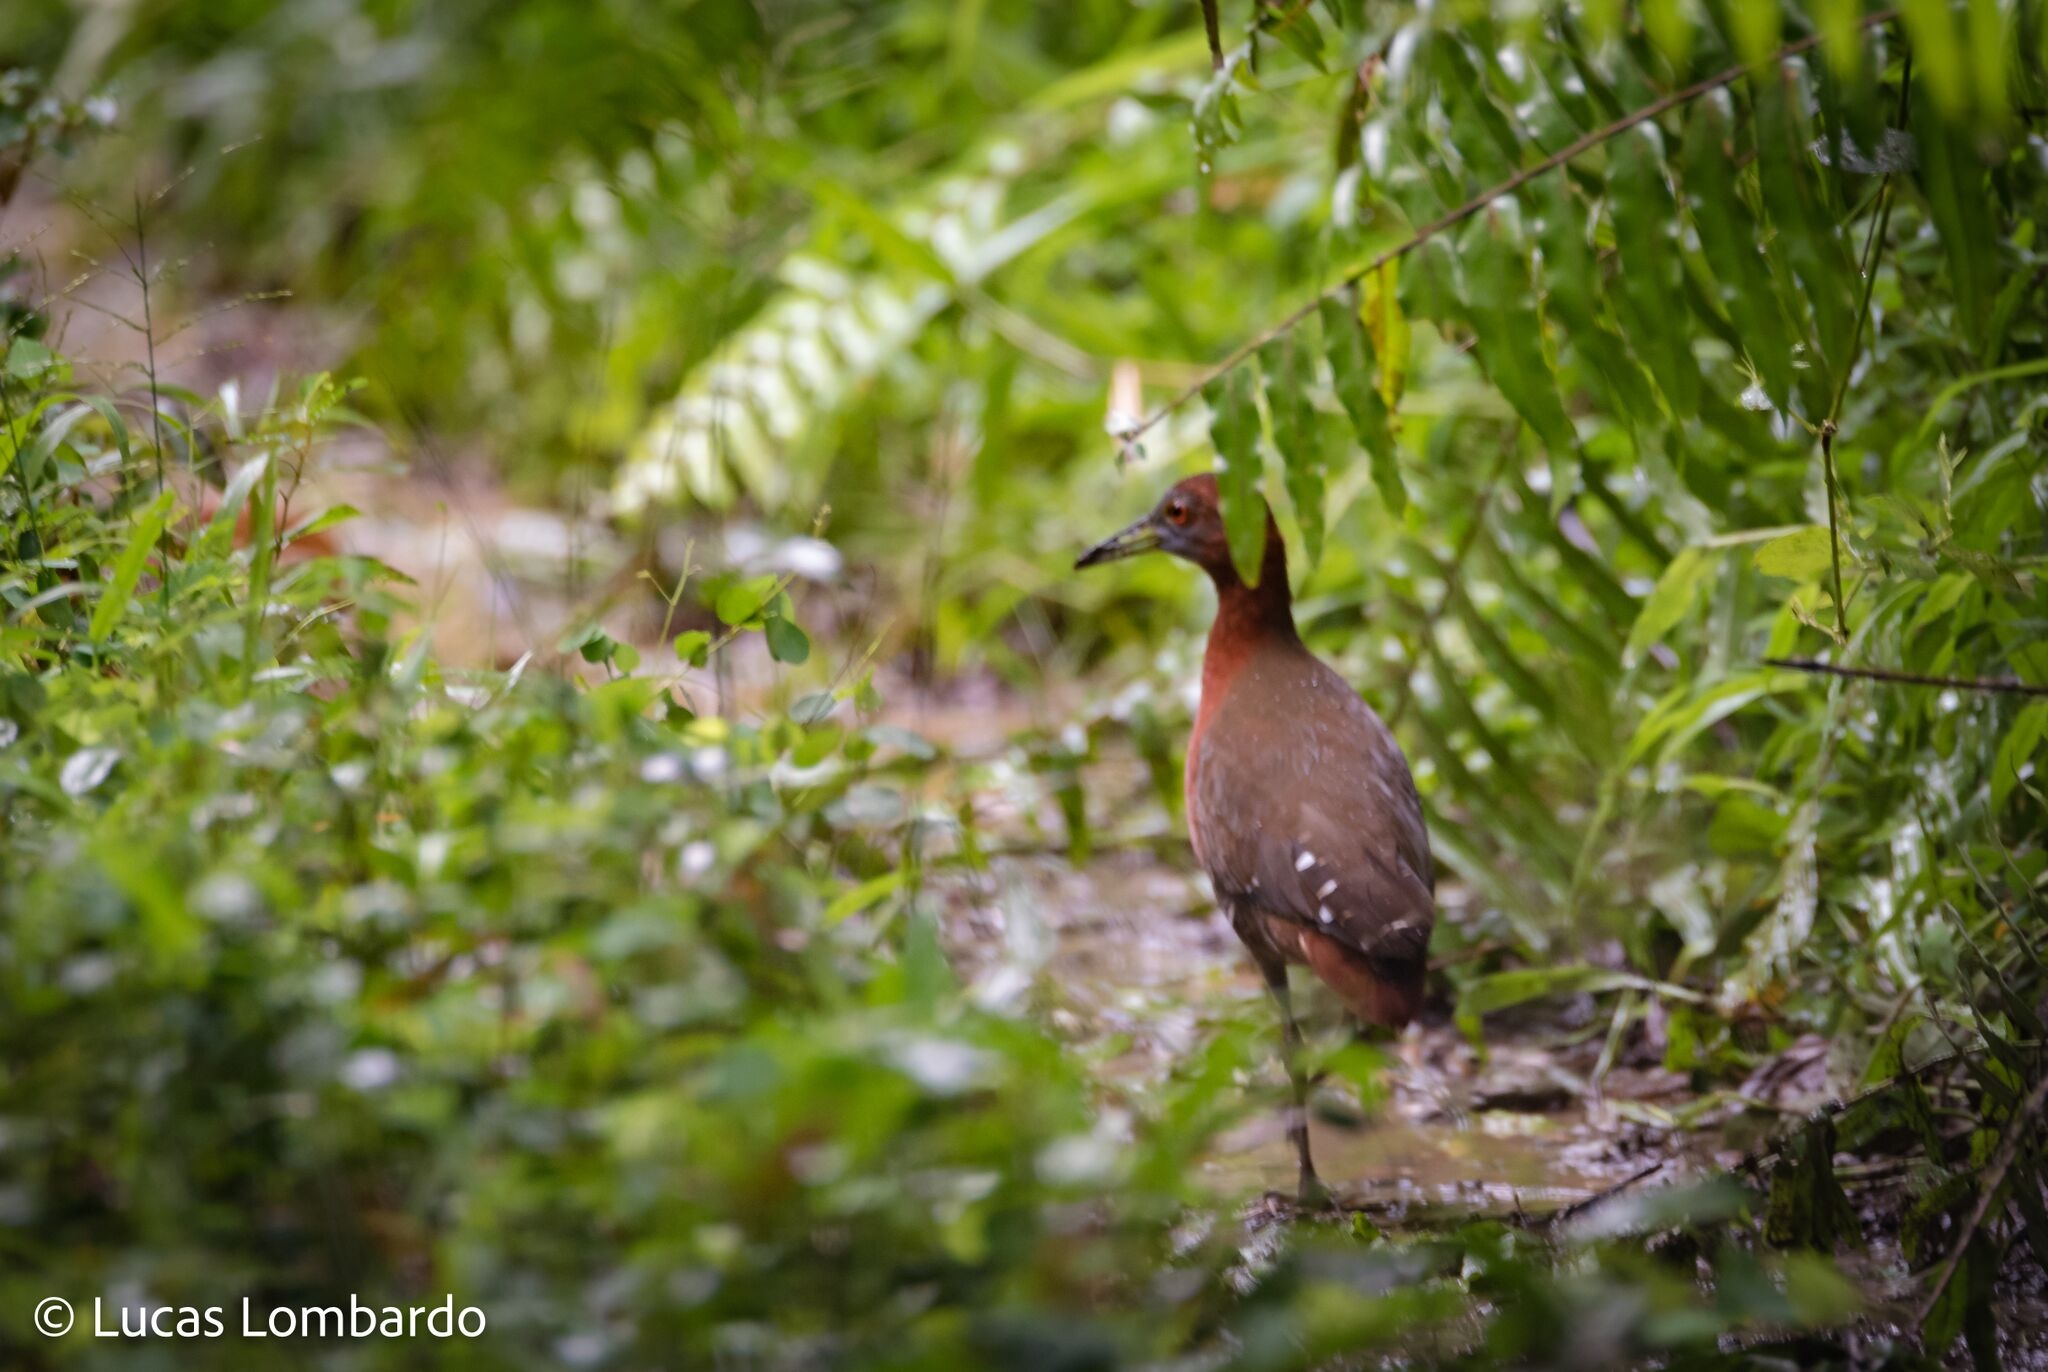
[284,503,361,545]
[791,690,836,725]
[1902,0,1968,117]
[1462,215,1579,510]
[203,457,271,555]
[1608,125,1701,419]
[1992,700,2048,811]
[11,400,95,488]
[790,722,842,768]
[89,491,175,643]
[713,575,779,627]
[1627,669,1811,764]
[765,614,811,665]
[1207,366,1266,587]
[1261,3,1328,71]
[1752,69,1855,400]
[1529,177,1659,432]
[3,335,55,378]
[1260,336,1323,568]
[1319,294,1406,513]
[1684,96,1798,408]
[1459,965,1688,1018]
[1627,546,1716,662]
[825,869,907,924]
[1753,526,1835,581]
[1912,98,2000,352]
[673,630,712,667]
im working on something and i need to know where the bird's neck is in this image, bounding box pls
[1197,538,1299,730]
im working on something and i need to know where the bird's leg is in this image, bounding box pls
[1262,963,1330,1210]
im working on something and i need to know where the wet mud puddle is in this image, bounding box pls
[937,849,1723,1223]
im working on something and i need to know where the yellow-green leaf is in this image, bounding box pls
[90,491,175,643]
[1753,526,1835,581]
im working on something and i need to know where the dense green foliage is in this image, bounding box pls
[4,0,2048,1367]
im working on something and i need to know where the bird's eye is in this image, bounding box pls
[1164,500,1191,526]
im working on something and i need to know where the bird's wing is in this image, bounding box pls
[1194,657,1434,970]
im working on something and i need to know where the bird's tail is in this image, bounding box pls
[1301,933,1425,1029]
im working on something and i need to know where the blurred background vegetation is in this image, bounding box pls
[2,0,2046,1367]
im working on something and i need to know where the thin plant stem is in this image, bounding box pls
[1765,657,2048,697]
[1815,50,1912,640]
[133,187,171,613]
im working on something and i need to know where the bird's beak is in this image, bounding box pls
[1075,515,1162,569]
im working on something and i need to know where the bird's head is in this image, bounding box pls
[1075,473,1244,580]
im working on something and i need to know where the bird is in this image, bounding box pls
[1076,473,1434,1206]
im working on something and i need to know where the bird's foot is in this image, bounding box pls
[1295,1173,1333,1212]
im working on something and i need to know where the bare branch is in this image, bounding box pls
[1766,657,2048,698]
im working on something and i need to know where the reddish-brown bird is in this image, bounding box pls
[1078,473,1434,1204]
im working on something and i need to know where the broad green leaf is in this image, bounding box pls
[1684,97,1798,408]
[1966,0,2010,125]
[1753,526,1834,581]
[1628,669,1810,764]
[1530,177,1658,432]
[1207,366,1267,587]
[1444,581,1562,732]
[1641,0,1694,65]
[1362,262,1407,412]
[1908,573,1973,637]
[200,457,272,558]
[1608,125,1701,420]
[1811,0,1863,77]
[1319,293,1406,512]
[3,336,55,378]
[790,722,843,768]
[1428,35,1520,182]
[1992,700,2048,810]
[1752,68,1855,398]
[89,491,175,643]
[10,401,95,487]
[765,614,811,665]
[1729,0,1782,64]
[1260,336,1323,567]
[1262,3,1328,71]
[284,504,361,545]
[1462,215,1579,511]
[713,575,779,626]
[824,869,906,923]
[1902,0,1968,116]
[1913,99,2000,352]
[673,630,712,666]
[1627,546,1716,661]
[1460,965,1694,1018]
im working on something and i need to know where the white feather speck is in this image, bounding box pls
[1295,850,1316,871]
[1318,905,1334,924]
[1317,878,1338,898]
